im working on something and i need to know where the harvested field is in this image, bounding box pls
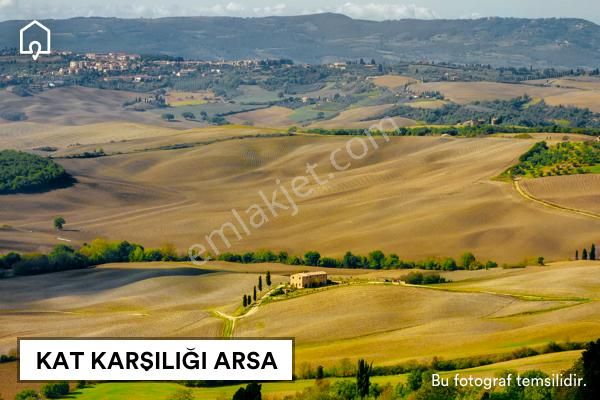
[520,175,600,215]
[371,75,418,88]
[227,106,295,127]
[1,136,598,263]
[310,104,416,129]
[411,82,574,104]
[0,262,288,354]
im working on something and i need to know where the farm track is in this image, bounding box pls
[513,179,600,220]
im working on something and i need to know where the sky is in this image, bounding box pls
[0,0,599,23]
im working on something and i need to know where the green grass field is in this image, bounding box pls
[70,350,582,399]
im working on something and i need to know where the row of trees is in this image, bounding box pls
[241,272,272,308]
[0,239,185,276]
[576,244,597,261]
[307,123,600,138]
[372,95,600,128]
[218,250,497,271]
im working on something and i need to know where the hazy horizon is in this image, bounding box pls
[0,1,599,23]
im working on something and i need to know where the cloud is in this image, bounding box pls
[0,0,14,8]
[335,2,438,20]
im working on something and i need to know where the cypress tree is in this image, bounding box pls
[258,276,263,291]
[356,359,372,398]
[576,250,579,260]
[253,286,257,302]
[266,271,272,287]
[583,249,589,260]
[243,295,247,307]
[591,244,596,261]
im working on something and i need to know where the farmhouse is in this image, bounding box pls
[290,271,328,289]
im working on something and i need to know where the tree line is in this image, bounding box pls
[307,124,600,138]
[0,239,185,277]
[370,96,600,128]
[576,244,597,261]
[217,250,497,271]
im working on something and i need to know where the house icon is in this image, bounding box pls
[20,20,51,60]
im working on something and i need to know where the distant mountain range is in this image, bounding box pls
[1,13,600,67]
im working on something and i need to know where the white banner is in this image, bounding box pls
[19,339,293,381]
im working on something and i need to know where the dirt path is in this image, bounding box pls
[513,179,600,220]
[214,287,277,338]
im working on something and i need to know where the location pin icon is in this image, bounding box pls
[29,41,42,61]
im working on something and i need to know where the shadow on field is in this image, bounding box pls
[0,266,219,305]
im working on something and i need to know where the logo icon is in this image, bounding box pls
[20,20,51,61]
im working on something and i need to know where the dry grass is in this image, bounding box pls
[227,106,295,127]
[0,262,290,354]
[165,90,213,107]
[405,99,449,109]
[371,75,418,89]
[0,123,282,156]
[411,82,575,104]
[309,104,416,129]
[0,87,166,126]
[524,77,600,91]
[543,91,600,113]
[520,175,600,215]
[2,136,598,263]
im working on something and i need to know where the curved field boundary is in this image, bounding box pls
[513,179,600,221]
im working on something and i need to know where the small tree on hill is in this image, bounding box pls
[253,286,257,302]
[162,113,175,121]
[266,271,272,287]
[243,295,247,307]
[537,256,545,266]
[53,216,65,231]
[590,244,596,261]
[583,249,589,260]
[258,276,263,291]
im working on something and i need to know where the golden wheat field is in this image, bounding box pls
[520,175,600,215]
[1,135,598,261]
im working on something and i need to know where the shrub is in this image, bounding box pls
[401,272,446,285]
[41,382,69,398]
[14,389,39,400]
